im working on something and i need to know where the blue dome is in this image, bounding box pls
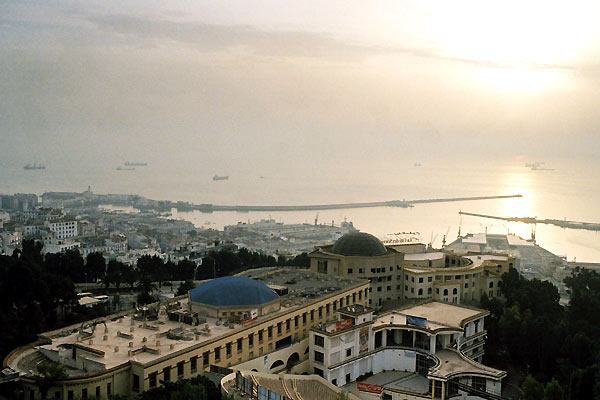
[189,276,279,307]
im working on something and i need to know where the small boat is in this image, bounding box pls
[213,175,229,181]
[24,163,45,170]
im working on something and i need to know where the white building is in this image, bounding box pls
[46,218,78,240]
[309,301,505,400]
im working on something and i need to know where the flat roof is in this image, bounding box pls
[377,302,487,330]
[10,268,367,377]
[429,349,506,380]
[404,252,445,261]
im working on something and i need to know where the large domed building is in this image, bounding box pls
[309,232,404,308]
[189,276,281,318]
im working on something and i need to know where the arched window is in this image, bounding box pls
[489,281,494,288]
[418,288,423,296]
[453,288,458,295]
[443,289,448,296]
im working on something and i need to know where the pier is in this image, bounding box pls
[459,211,600,232]
[189,194,522,213]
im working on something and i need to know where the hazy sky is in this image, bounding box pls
[2,0,600,172]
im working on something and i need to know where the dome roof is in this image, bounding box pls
[189,276,279,307]
[331,232,387,257]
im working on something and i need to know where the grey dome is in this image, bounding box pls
[331,232,387,256]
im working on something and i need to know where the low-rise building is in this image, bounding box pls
[309,301,505,399]
[5,268,369,399]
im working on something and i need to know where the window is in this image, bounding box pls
[387,286,391,291]
[359,268,364,273]
[405,285,408,291]
[149,372,157,388]
[428,287,432,295]
[177,361,184,376]
[453,288,458,295]
[314,335,325,346]
[317,260,327,274]
[445,275,452,281]
[465,283,469,288]
[443,289,448,296]
[436,288,439,294]
[310,310,314,321]
[68,391,74,400]
[489,281,494,288]
[472,377,486,392]
[314,351,324,363]
[387,276,392,281]
[377,286,382,292]
[489,290,494,297]
[348,268,353,274]
[163,367,171,382]
[353,293,356,302]
[346,348,352,357]
[318,307,323,318]
[95,387,100,399]
[325,304,330,315]
[226,343,232,357]
[302,313,307,324]
[268,326,273,338]
[419,277,424,283]
[203,351,209,366]
[411,277,415,282]
[191,356,198,372]
[215,347,221,360]
[237,337,243,352]
[82,388,89,399]
[455,275,461,280]
[107,383,111,397]
[418,288,423,295]
[428,276,433,282]
[294,315,299,327]
[411,287,414,293]
[358,291,362,300]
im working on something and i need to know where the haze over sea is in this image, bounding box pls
[2,155,599,262]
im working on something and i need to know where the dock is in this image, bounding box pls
[459,211,600,232]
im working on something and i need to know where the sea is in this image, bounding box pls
[2,157,600,262]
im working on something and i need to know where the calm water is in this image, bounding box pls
[2,157,600,261]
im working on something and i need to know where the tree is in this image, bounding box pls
[107,260,124,290]
[177,280,196,296]
[33,362,67,400]
[86,252,106,284]
[522,375,543,400]
[543,378,564,400]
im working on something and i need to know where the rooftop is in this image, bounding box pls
[375,302,487,331]
[8,268,366,377]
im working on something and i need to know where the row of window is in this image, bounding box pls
[347,265,401,274]
[58,383,111,400]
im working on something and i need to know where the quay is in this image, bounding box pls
[191,194,522,213]
[459,211,600,232]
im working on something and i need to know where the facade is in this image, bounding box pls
[222,370,361,400]
[311,233,511,307]
[46,218,78,240]
[309,301,505,400]
[4,268,370,399]
[309,232,405,309]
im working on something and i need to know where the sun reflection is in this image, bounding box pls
[500,171,535,239]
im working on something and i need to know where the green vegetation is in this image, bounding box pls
[481,266,600,399]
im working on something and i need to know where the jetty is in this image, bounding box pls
[459,211,600,232]
[191,194,522,213]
